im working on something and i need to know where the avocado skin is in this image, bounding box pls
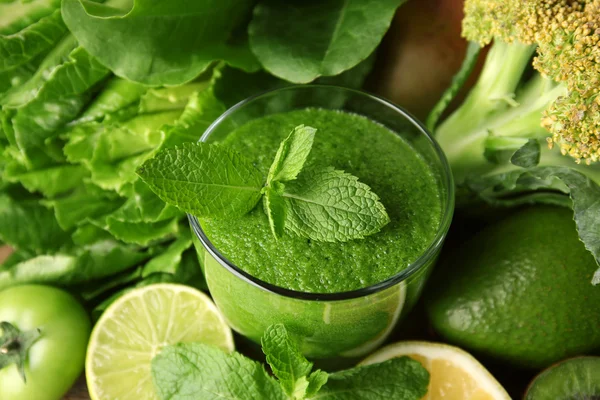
[426,206,600,369]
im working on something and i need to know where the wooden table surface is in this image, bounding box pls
[1,246,90,399]
[64,378,90,400]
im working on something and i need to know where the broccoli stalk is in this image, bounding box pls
[436,41,547,181]
[432,0,600,284]
[434,0,600,182]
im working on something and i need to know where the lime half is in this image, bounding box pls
[86,284,233,400]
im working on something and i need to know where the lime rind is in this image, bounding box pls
[525,356,600,400]
[86,284,233,400]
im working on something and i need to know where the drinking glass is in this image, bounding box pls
[189,85,454,360]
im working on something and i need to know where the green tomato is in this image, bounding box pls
[0,285,91,400]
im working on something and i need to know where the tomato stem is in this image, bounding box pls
[0,321,42,383]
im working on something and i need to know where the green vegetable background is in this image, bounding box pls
[2,0,600,398]
[0,0,383,317]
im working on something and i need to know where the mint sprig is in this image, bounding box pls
[138,125,390,242]
[261,324,328,398]
[151,324,430,400]
[151,342,285,400]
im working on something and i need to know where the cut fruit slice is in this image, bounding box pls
[525,357,600,400]
[360,341,510,400]
[86,283,233,400]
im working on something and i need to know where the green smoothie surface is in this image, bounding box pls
[201,108,443,293]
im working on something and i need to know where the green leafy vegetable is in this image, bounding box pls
[141,231,192,277]
[43,185,124,231]
[432,0,600,283]
[3,164,89,198]
[0,194,68,253]
[267,125,316,184]
[152,342,286,400]
[263,186,286,239]
[285,168,390,242]
[510,139,540,169]
[3,43,110,156]
[314,358,430,400]
[137,142,264,219]
[261,324,328,399]
[248,0,405,83]
[152,324,429,400]
[0,239,153,290]
[90,215,180,246]
[465,164,600,284]
[62,0,260,86]
[0,0,66,74]
[140,125,389,242]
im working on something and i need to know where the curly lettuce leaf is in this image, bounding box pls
[0,239,154,290]
[0,192,69,253]
[1,36,109,166]
[0,7,67,73]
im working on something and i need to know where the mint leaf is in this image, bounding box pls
[283,168,390,242]
[267,125,316,184]
[263,186,287,239]
[261,324,328,399]
[306,370,329,398]
[137,142,264,219]
[313,357,429,400]
[151,343,286,400]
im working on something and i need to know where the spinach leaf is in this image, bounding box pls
[62,0,260,86]
[464,165,600,284]
[248,0,404,83]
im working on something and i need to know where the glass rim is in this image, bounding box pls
[188,84,455,301]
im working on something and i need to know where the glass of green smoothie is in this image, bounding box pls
[189,85,453,361]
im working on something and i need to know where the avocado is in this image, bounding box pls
[426,206,600,369]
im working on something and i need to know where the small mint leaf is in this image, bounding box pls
[267,125,316,184]
[137,142,264,219]
[283,167,390,242]
[263,188,287,239]
[306,369,329,397]
[151,343,286,400]
[261,324,326,399]
[316,357,429,400]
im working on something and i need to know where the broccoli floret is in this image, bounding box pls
[435,0,600,180]
[534,0,597,90]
